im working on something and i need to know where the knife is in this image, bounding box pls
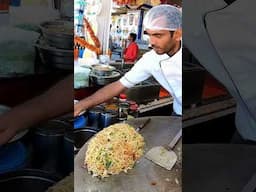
[136,118,151,132]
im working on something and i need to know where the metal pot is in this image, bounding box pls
[87,106,105,129]
[90,71,121,86]
[39,20,73,50]
[35,38,73,70]
[74,115,88,129]
[0,169,60,192]
[74,128,97,153]
[33,120,71,174]
[62,131,74,175]
[91,64,116,76]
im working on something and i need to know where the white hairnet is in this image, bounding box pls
[143,4,182,31]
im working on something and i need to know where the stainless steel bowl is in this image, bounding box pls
[91,64,116,76]
[35,38,73,70]
[40,20,73,50]
[90,71,121,86]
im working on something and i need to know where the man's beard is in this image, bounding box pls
[152,45,173,55]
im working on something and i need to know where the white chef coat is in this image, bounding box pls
[120,48,182,115]
[184,0,256,141]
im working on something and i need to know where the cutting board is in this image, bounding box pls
[75,116,182,192]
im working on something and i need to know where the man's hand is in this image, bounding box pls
[74,102,86,117]
[0,113,22,146]
[0,75,73,146]
[73,81,127,117]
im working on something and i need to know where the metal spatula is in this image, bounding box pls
[145,128,181,170]
[135,118,151,132]
[145,146,177,170]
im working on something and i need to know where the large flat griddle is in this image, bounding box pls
[75,116,182,192]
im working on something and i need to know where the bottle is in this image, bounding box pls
[118,94,129,121]
[119,93,127,102]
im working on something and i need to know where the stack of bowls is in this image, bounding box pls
[36,19,73,70]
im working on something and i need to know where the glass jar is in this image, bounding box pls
[118,102,129,121]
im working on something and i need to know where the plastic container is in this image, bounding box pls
[78,48,85,58]
[74,66,91,89]
[88,107,103,130]
[100,110,118,128]
[74,115,87,129]
[0,142,27,174]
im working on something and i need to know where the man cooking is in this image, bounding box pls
[0,4,182,146]
[75,4,182,117]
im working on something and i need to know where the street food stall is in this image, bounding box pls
[0,1,182,191]
[73,0,182,192]
[74,0,173,117]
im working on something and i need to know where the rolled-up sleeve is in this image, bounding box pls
[119,54,151,88]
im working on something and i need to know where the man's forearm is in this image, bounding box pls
[5,74,73,129]
[33,74,73,119]
[79,80,127,110]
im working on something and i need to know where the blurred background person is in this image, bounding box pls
[123,32,139,63]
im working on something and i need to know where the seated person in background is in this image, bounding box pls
[123,33,139,63]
